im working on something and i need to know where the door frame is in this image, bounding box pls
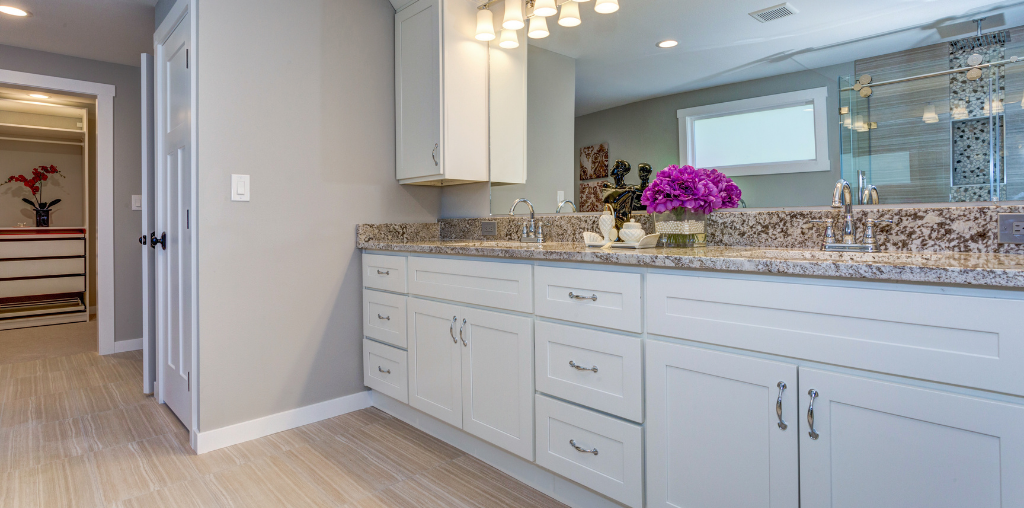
[0,69,117,355]
[154,0,200,447]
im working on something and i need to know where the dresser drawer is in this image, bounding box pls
[0,258,85,279]
[363,339,408,403]
[535,395,643,508]
[535,321,642,422]
[408,256,532,313]
[363,253,407,293]
[0,276,85,298]
[0,239,85,259]
[363,289,407,349]
[534,266,642,333]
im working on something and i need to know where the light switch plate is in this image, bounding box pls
[231,174,250,202]
[481,221,497,236]
[131,195,142,211]
[998,213,1024,244]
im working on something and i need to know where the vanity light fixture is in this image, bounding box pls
[476,9,496,41]
[0,5,29,16]
[534,0,557,17]
[528,15,550,38]
[499,29,520,48]
[594,0,618,14]
[28,93,50,99]
[558,1,581,27]
[922,105,939,124]
[503,0,525,30]
[656,40,677,48]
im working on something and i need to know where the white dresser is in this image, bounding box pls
[0,229,88,330]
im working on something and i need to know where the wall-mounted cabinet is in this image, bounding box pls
[395,0,488,186]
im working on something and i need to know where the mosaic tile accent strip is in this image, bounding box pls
[949,30,1007,120]
[952,117,1005,186]
[951,184,1008,202]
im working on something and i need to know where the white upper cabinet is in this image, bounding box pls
[799,368,1024,508]
[395,0,488,186]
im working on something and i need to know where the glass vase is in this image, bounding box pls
[654,207,706,248]
[34,209,50,228]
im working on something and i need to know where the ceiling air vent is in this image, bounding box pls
[749,3,798,23]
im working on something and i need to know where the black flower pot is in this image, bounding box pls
[35,209,50,228]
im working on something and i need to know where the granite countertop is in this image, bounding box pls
[358,239,1024,288]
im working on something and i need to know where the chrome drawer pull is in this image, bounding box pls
[377,314,390,321]
[450,316,458,344]
[460,319,468,347]
[807,389,819,440]
[776,381,788,430]
[378,366,391,374]
[376,270,390,276]
[568,292,597,302]
[569,439,598,456]
[569,361,598,373]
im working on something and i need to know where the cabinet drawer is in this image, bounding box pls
[0,276,85,299]
[0,258,85,279]
[535,395,643,508]
[535,321,642,422]
[363,289,407,349]
[363,339,408,403]
[534,266,641,333]
[408,256,532,313]
[0,239,85,259]
[363,253,407,293]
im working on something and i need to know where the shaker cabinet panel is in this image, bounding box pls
[363,339,408,404]
[395,0,441,181]
[362,253,407,293]
[407,297,462,428]
[799,368,1024,508]
[645,340,799,508]
[363,289,407,349]
[534,266,642,333]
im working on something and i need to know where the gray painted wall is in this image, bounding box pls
[491,45,576,215]
[196,0,441,431]
[0,43,143,343]
[574,62,855,208]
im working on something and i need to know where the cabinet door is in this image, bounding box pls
[407,297,462,428]
[460,306,534,460]
[799,368,1024,508]
[395,0,442,181]
[646,340,799,508]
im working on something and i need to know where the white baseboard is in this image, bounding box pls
[372,391,626,508]
[113,338,143,353]
[194,390,373,454]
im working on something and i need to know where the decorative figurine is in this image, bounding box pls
[633,163,653,212]
[601,159,636,234]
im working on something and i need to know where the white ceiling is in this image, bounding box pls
[0,0,157,67]
[526,0,1024,115]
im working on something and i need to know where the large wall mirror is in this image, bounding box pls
[486,0,1024,214]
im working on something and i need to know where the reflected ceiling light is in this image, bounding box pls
[594,0,618,14]
[528,15,550,38]
[28,93,50,99]
[534,0,557,17]
[922,105,938,124]
[0,5,28,16]
[499,29,520,49]
[503,0,524,30]
[558,1,581,27]
[656,40,677,48]
[475,9,496,41]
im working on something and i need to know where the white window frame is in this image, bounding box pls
[677,87,830,177]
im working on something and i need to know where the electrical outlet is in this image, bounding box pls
[481,221,497,236]
[998,213,1024,244]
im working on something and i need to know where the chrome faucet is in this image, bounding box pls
[861,184,879,205]
[509,198,544,243]
[556,200,576,213]
[832,179,856,244]
[812,179,892,252]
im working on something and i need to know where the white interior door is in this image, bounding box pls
[645,340,800,508]
[799,368,1024,508]
[141,53,156,395]
[156,12,193,428]
[407,297,462,428]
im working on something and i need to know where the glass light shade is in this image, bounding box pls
[534,0,557,17]
[922,105,938,124]
[573,0,590,2]
[528,16,550,38]
[503,0,524,30]
[594,0,618,13]
[475,9,496,41]
[0,6,28,16]
[558,1,581,26]
[499,29,520,49]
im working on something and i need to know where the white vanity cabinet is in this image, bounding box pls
[394,0,488,186]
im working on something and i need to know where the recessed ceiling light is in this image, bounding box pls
[656,40,678,48]
[0,6,29,16]
[28,94,50,99]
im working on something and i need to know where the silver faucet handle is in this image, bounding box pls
[808,219,836,246]
[862,218,893,248]
[864,218,893,225]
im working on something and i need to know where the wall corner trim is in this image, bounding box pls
[114,338,143,353]
[193,390,373,454]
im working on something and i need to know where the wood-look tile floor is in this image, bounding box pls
[0,338,568,508]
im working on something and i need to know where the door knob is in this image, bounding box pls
[139,235,147,246]
[150,232,166,250]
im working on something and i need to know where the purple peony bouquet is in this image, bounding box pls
[640,165,742,215]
